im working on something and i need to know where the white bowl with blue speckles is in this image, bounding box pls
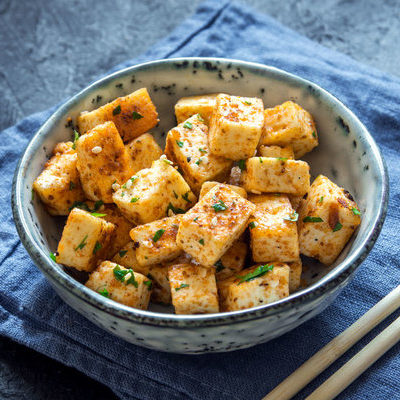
[12,58,388,354]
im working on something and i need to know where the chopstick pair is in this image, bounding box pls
[263,285,400,400]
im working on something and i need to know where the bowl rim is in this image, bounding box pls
[12,57,389,328]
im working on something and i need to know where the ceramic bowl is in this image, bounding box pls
[12,58,388,354]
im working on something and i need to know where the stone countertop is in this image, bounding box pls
[1,0,398,398]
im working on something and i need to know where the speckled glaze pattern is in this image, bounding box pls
[12,58,388,353]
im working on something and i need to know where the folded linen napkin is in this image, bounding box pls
[1,1,399,399]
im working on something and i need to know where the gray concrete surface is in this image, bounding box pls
[1,0,399,398]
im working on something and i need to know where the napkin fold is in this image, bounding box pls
[1,1,399,399]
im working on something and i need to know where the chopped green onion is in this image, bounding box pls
[333,222,343,232]
[153,229,165,242]
[175,283,189,291]
[352,207,361,216]
[113,105,121,115]
[303,216,323,223]
[183,121,193,129]
[238,159,246,171]
[130,197,139,203]
[118,250,128,257]
[249,221,258,229]
[74,235,88,251]
[199,238,205,245]
[72,130,80,150]
[284,212,299,222]
[236,264,274,285]
[49,252,57,262]
[132,111,144,120]
[176,140,184,148]
[212,199,228,212]
[93,241,102,254]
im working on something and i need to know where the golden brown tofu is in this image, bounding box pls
[85,261,152,310]
[258,145,294,159]
[199,181,247,199]
[165,114,232,193]
[176,184,255,266]
[215,241,248,281]
[148,265,171,304]
[287,259,302,292]
[125,133,163,174]
[78,88,159,142]
[248,194,300,263]
[168,263,219,314]
[209,94,265,160]
[218,263,289,311]
[56,208,115,272]
[112,158,196,224]
[76,121,134,203]
[174,93,219,124]
[111,242,150,276]
[260,101,318,158]
[240,157,310,196]
[298,175,361,264]
[33,142,85,215]
[129,215,183,266]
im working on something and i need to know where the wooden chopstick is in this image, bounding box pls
[306,314,400,399]
[263,285,400,400]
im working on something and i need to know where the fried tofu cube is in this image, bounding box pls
[33,142,85,215]
[175,93,219,124]
[298,175,361,264]
[165,114,232,193]
[111,242,150,275]
[112,158,196,224]
[240,157,310,196]
[260,101,318,158]
[199,181,247,199]
[177,184,255,266]
[148,265,171,304]
[129,215,183,266]
[215,241,248,281]
[287,259,302,292]
[168,263,219,314]
[258,145,294,159]
[85,261,152,310]
[218,263,289,311]
[125,133,163,174]
[248,194,300,263]
[77,88,159,142]
[76,121,134,203]
[209,94,264,160]
[56,208,115,272]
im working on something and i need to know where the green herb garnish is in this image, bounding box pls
[244,100,252,105]
[195,158,202,165]
[238,159,246,171]
[49,252,57,262]
[193,217,199,222]
[113,265,129,282]
[176,140,184,148]
[91,212,106,217]
[113,105,121,115]
[236,264,274,285]
[277,157,288,161]
[72,130,80,150]
[69,181,76,190]
[215,260,225,272]
[249,221,258,229]
[144,280,152,290]
[93,241,102,254]
[352,207,361,216]
[132,111,144,120]
[197,114,205,122]
[130,197,139,203]
[212,199,228,212]
[153,229,165,242]
[183,121,193,129]
[259,157,263,163]
[199,238,205,245]
[126,273,138,287]
[319,196,324,204]
[199,148,207,153]
[284,212,299,222]
[74,235,88,251]
[173,190,179,199]
[93,200,104,212]
[118,250,128,258]
[175,283,189,291]
[333,222,343,232]
[312,131,317,138]
[98,288,110,298]
[182,192,191,203]
[166,203,185,215]
[303,216,323,223]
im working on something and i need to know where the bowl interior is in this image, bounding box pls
[15,58,386,316]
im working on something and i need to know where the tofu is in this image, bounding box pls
[298,175,361,264]
[199,181,247,199]
[111,242,150,276]
[208,94,264,160]
[125,133,163,174]
[215,241,248,281]
[218,263,289,312]
[76,121,134,203]
[258,145,294,159]
[248,194,300,263]
[287,259,302,292]
[177,184,255,266]
[165,114,232,193]
[148,265,171,304]
[168,263,219,314]
[260,101,318,158]
[175,93,219,124]
[112,158,196,224]
[85,261,152,310]
[129,215,183,266]
[77,88,159,142]
[56,208,115,272]
[240,157,310,196]
[33,142,85,215]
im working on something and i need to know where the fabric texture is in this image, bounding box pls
[1,1,399,399]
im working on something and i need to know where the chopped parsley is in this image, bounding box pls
[130,197,140,203]
[259,157,263,163]
[212,199,228,212]
[98,288,110,298]
[236,264,274,285]
[284,212,299,222]
[193,216,199,222]
[93,200,104,212]
[173,190,178,199]
[352,207,361,216]
[69,181,76,190]
[69,201,90,212]
[49,252,57,262]
[166,203,185,215]
[93,241,102,254]
[176,140,184,148]
[118,250,128,257]
[249,221,258,229]
[197,113,205,122]
[277,157,288,162]
[72,130,80,150]
[303,216,323,223]
[175,283,189,291]
[215,260,225,272]
[199,148,207,153]
[199,238,205,245]
[126,273,138,287]
[312,131,317,138]
[91,212,106,217]
[238,159,246,171]
[144,280,152,290]
[182,192,191,203]
[163,158,173,165]
[333,222,343,232]
[244,100,252,105]
[153,229,165,242]
[113,265,132,283]
[195,158,202,165]
[183,121,193,129]
[113,105,121,115]
[319,196,324,204]
[74,235,88,251]
[132,111,144,119]
[130,176,138,183]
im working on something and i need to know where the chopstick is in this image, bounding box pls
[263,285,400,400]
[306,314,400,399]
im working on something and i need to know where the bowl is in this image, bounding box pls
[12,58,388,354]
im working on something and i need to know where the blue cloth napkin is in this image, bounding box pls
[1,1,399,399]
